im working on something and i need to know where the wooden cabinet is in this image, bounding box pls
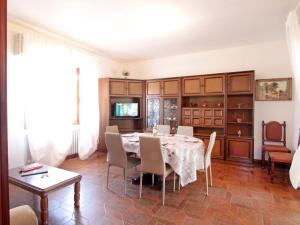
[182,107,224,128]
[182,77,202,96]
[110,79,127,96]
[99,78,145,151]
[147,80,161,95]
[182,74,225,96]
[162,79,180,96]
[110,79,143,96]
[226,71,254,163]
[127,81,143,96]
[195,134,225,159]
[227,72,253,94]
[226,138,253,162]
[203,75,225,96]
[147,79,180,96]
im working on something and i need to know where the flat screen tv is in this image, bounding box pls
[114,103,139,117]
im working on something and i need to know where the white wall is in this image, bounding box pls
[123,41,294,159]
[7,21,123,168]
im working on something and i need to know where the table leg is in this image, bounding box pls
[74,181,80,208]
[40,194,48,225]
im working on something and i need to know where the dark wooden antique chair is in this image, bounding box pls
[268,132,300,181]
[261,121,291,167]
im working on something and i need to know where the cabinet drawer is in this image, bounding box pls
[182,108,191,117]
[182,117,192,126]
[214,109,224,117]
[203,118,213,126]
[203,109,213,117]
[192,118,201,126]
[214,118,224,127]
[192,109,201,117]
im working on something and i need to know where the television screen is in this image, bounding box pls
[114,103,139,117]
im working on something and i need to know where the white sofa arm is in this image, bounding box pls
[10,205,38,225]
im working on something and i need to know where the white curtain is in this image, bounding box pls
[286,8,300,189]
[20,33,99,166]
[75,51,99,160]
[22,33,74,166]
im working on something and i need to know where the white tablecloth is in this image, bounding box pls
[122,133,205,186]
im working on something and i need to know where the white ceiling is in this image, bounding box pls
[8,0,299,62]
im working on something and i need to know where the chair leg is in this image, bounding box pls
[106,164,110,189]
[178,176,181,190]
[261,150,265,168]
[271,162,275,181]
[209,166,212,187]
[173,172,176,192]
[268,157,271,175]
[162,176,166,206]
[205,169,209,196]
[139,172,143,199]
[124,168,127,195]
[152,174,154,186]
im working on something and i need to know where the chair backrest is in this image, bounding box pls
[105,132,127,168]
[157,125,170,135]
[106,125,119,133]
[204,132,216,169]
[262,121,286,146]
[139,136,165,175]
[177,126,193,137]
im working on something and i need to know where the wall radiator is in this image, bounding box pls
[70,125,80,155]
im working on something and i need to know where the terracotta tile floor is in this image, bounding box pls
[9,152,300,225]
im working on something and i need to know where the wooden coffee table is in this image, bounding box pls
[9,165,82,225]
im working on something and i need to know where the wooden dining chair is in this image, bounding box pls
[268,131,300,181]
[105,132,140,194]
[139,136,176,206]
[106,125,119,133]
[261,121,291,167]
[157,125,170,135]
[177,126,193,137]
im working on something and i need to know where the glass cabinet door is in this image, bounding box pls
[147,98,160,129]
[163,98,178,132]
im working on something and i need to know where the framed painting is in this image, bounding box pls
[256,78,292,101]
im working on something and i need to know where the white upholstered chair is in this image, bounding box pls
[10,205,38,225]
[157,125,170,135]
[105,132,140,194]
[177,126,193,137]
[139,136,176,206]
[177,132,216,195]
[202,132,216,195]
[105,125,119,133]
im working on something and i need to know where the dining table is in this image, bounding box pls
[121,132,205,187]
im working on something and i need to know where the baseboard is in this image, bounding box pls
[66,153,79,160]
